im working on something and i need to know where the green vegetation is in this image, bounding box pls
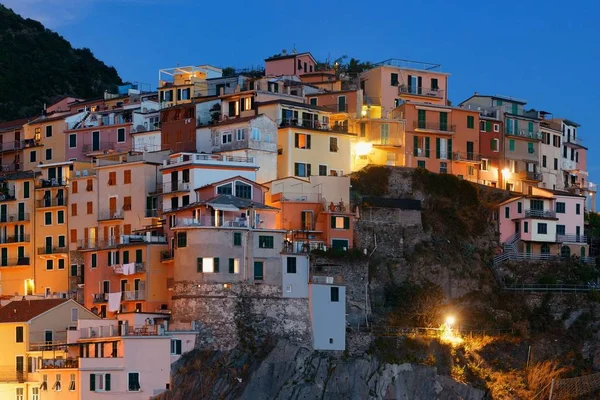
[0,5,123,122]
[350,165,391,197]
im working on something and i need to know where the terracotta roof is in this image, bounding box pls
[214,115,258,127]
[0,299,69,323]
[0,117,35,131]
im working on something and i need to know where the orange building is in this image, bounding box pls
[392,102,480,181]
[265,175,354,251]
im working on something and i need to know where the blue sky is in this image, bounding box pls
[3,0,600,181]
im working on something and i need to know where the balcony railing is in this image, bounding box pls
[40,358,79,369]
[520,171,543,182]
[524,209,556,218]
[0,235,30,244]
[0,368,27,383]
[36,198,67,208]
[413,121,456,133]
[0,140,23,153]
[160,249,174,261]
[312,275,344,285]
[164,153,255,166]
[174,216,249,228]
[123,290,146,301]
[506,130,542,140]
[319,104,349,113]
[93,293,108,303]
[98,210,124,221]
[278,118,330,131]
[37,246,68,255]
[67,115,131,130]
[453,152,481,162]
[398,85,445,99]
[113,262,146,274]
[36,178,68,188]
[0,213,30,222]
[588,183,598,192]
[557,234,587,243]
[0,190,16,202]
[145,209,160,218]
[0,163,21,173]
[82,142,115,153]
[23,137,41,148]
[80,234,167,250]
[0,257,30,267]
[561,159,577,171]
[163,180,191,193]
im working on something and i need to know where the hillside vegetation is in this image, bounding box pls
[0,5,123,122]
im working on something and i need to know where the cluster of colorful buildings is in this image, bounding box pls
[0,49,594,398]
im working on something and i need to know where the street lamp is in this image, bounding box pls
[445,316,456,326]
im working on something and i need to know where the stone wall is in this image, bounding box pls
[171,282,312,350]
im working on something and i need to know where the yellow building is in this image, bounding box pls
[0,171,36,297]
[22,112,73,172]
[0,298,98,400]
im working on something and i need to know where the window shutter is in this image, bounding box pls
[115,251,120,265]
[331,216,336,228]
[486,121,491,132]
[344,217,350,229]
[214,257,220,273]
[197,258,203,273]
[425,137,430,158]
[90,374,95,391]
[413,136,419,156]
[294,133,299,148]
[294,163,299,176]
[307,163,311,177]
[448,139,452,156]
[435,138,440,159]
[105,374,111,391]
[176,340,182,354]
[229,258,235,273]
[490,139,494,150]
[307,135,311,149]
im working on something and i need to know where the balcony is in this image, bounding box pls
[163,180,192,194]
[0,213,31,223]
[113,262,146,274]
[162,153,255,169]
[174,216,250,228]
[0,368,27,383]
[561,158,577,171]
[398,85,445,99]
[122,290,146,301]
[0,190,16,202]
[312,275,344,285]
[145,209,160,218]
[93,293,108,303]
[0,163,21,173]
[0,235,30,244]
[36,178,68,188]
[160,249,174,261]
[40,358,79,369]
[84,234,167,250]
[413,121,456,134]
[453,152,481,163]
[320,104,349,113]
[278,118,330,131]
[36,198,67,208]
[0,140,22,153]
[82,142,115,154]
[520,171,543,182]
[557,234,587,243]
[98,210,124,221]
[0,257,30,267]
[588,183,598,192]
[524,209,556,218]
[37,246,68,255]
[77,239,98,250]
[506,130,542,140]
[67,115,131,130]
[23,137,41,148]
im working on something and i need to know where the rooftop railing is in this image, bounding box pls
[506,130,542,140]
[398,85,445,99]
[164,153,254,166]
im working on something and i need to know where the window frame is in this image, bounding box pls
[127,372,141,392]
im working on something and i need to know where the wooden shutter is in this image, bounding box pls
[197,258,203,273]
[103,226,109,241]
[413,136,418,156]
[124,224,131,235]
[425,137,430,158]
[214,257,220,273]
[306,163,311,177]
[71,203,77,216]
[115,225,121,238]
[294,133,299,148]
[72,181,78,193]
[448,139,452,157]
[330,216,336,228]
[344,217,350,229]
[124,170,131,184]
[87,202,92,214]
[435,138,440,159]
[70,229,77,244]
[84,228,89,243]
[105,374,111,391]
[306,135,311,149]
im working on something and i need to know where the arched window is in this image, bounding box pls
[560,246,571,258]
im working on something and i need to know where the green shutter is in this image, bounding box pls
[197,258,203,273]
[439,112,448,131]
[528,121,533,133]
[514,119,519,133]
[214,257,220,273]
[435,138,440,159]
[90,374,95,391]
[343,217,350,229]
[330,216,336,228]
[448,139,452,157]
[418,110,426,128]
[490,139,494,150]
[229,258,235,273]
[413,136,419,156]
[509,139,515,151]
[24,182,29,198]
[425,137,430,158]
[486,121,491,132]
[136,249,142,263]
[123,251,129,264]
[105,374,111,391]
[294,133,299,148]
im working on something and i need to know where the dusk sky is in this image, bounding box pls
[3,0,599,181]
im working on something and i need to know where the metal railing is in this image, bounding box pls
[493,251,595,266]
[145,209,160,218]
[123,290,145,301]
[0,235,30,244]
[398,85,445,99]
[557,234,587,243]
[67,115,131,130]
[82,142,115,153]
[413,121,456,133]
[40,358,79,369]
[319,104,349,113]
[37,198,67,208]
[23,137,41,148]
[92,293,108,303]
[160,249,174,261]
[453,152,481,162]
[163,180,191,193]
[312,275,343,285]
[0,190,16,202]
[98,210,124,221]
[165,153,254,166]
[505,283,594,293]
[83,234,167,250]
[505,130,542,140]
[524,209,556,218]
[37,246,68,255]
[0,163,21,173]
[521,171,543,182]
[0,368,27,382]
[174,216,249,228]
[36,178,68,188]
[278,118,330,131]
[0,213,30,222]
[0,257,30,267]
[0,140,23,152]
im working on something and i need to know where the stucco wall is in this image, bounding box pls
[309,284,346,350]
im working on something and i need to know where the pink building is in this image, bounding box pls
[64,113,133,161]
[265,51,317,76]
[498,187,586,257]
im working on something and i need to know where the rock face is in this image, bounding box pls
[157,340,485,400]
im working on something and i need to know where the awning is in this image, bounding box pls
[208,204,240,212]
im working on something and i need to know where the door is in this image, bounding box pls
[171,171,178,192]
[439,112,448,131]
[92,131,100,151]
[45,237,52,254]
[16,356,24,381]
[514,221,520,234]
[102,281,110,294]
[541,243,550,254]
[57,168,63,185]
[109,197,117,216]
[337,96,346,112]
[466,142,474,160]
[120,280,128,293]
[0,204,6,223]
[1,248,7,266]
[17,246,24,261]
[18,225,24,242]
[70,264,78,277]
[253,262,264,281]
[17,203,24,221]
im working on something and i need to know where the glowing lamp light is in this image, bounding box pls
[361,109,367,117]
[502,168,510,178]
[354,142,372,157]
[445,316,456,326]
